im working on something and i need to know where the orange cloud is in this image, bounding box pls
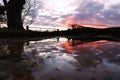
[61,15,75,26]
[61,15,109,28]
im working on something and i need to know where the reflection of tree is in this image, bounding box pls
[67,36,120,45]
[0,40,35,80]
[67,38,100,46]
[0,56,35,80]
[8,60,34,80]
[0,40,25,58]
[65,37,120,68]
[68,39,82,46]
[8,41,25,56]
[62,39,103,68]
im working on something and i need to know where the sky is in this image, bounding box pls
[1,0,120,29]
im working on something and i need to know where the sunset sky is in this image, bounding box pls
[1,0,120,29]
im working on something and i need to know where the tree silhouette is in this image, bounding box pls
[3,0,25,30]
[70,24,84,30]
[0,4,6,23]
[0,5,5,15]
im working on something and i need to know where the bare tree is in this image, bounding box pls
[22,0,32,22]
[22,0,36,28]
[3,0,26,30]
[70,24,83,29]
[0,4,7,28]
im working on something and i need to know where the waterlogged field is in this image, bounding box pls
[0,37,120,80]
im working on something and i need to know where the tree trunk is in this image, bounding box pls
[4,0,25,30]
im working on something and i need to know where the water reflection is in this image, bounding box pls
[0,40,25,59]
[62,38,120,66]
[0,40,35,80]
[0,37,120,80]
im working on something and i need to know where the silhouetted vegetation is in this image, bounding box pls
[0,4,6,23]
[3,0,25,30]
[1,24,120,38]
[51,24,120,38]
[0,0,120,38]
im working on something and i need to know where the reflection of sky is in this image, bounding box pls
[61,40,120,63]
[23,38,120,80]
[0,38,120,80]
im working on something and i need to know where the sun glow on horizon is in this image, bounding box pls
[28,25,69,31]
[23,0,120,28]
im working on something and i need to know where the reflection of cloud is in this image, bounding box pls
[61,39,120,65]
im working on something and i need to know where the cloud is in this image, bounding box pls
[24,0,80,27]
[24,0,120,28]
[61,0,120,28]
[0,0,4,5]
[102,4,120,26]
[23,0,43,25]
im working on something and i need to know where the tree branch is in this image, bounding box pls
[3,0,7,7]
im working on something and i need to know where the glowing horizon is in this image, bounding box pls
[1,0,120,29]
[30,0,120,28]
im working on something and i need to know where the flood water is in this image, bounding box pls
[0,37,120,80]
